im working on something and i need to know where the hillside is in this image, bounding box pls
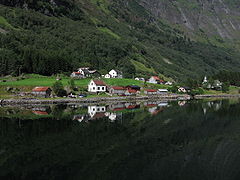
[1,0,240,81]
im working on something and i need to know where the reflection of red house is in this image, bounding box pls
[126,104,140,109]
[32,111,49,115]
[91,113,106,120]
[112,107,126,111]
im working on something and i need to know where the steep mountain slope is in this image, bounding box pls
[0,0,240,81]
[140,0,240,40]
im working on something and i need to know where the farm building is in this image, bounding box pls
[88,80,107,93]
[109,86,126,95]
[126,85,141,91]
[125,89,137,96]
[148,76,165,84]
[144,89,158,95]
[32,87,52,98]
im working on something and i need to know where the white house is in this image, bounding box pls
[109,69,123,78]
[104,74,111,79]
[148,76,164,84]
[165,81,173,86]
[88,80,107,93]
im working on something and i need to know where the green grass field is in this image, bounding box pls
[0,74,170,89]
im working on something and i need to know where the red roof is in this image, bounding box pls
[128,89,137,93]
[93,80,106,86]
[111,86,126,90]
[145,89,157,92]
[152,76,160,80]
[32,111,49,115]
[73,72,82,75]
[32,87,51,92]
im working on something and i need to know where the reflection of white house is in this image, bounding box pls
[88,105,106,118]
[88,80,107,93]
[109,69,123,78]
[105,112,117,121]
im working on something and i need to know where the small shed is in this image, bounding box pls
[158,89,169,94]
[32,87,52,98]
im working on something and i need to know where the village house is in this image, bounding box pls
[32,87,52,98]
[108,69,123,78]
[165,81,173,86]
[135,77,145,82]
[125,89,137,96]
[71,67,98,79]
[148,76,164,84]
[88,79,107,93]
[126,85,141,91]
[70,72,84,78]
[144,89,158,95]
[109,86,126,95]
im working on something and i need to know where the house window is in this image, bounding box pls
[102,108,104,111]
[97,108,100,111]
[102,87,104,90]
[93,108,95,111]
[93,87,95,90]
[97,87,100,90]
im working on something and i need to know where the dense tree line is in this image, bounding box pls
[213,70,240,86]
[1,0,240,80]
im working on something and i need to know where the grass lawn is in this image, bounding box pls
[0,74,169,89]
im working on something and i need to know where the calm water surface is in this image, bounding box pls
[1,99,240,180]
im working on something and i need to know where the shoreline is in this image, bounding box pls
[1,94,240,105]
[1,94,191,105]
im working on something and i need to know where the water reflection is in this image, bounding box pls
[1,99,240,180]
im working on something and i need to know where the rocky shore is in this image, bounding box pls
[0,94,191,105]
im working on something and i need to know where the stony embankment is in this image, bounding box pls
[0,94,191,105]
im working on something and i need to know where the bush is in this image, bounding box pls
[52,81,67,97]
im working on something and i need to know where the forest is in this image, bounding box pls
[1,0,240,81]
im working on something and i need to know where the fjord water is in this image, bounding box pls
[1,99,240,180]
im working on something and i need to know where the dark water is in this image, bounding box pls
[1,99,240,180]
